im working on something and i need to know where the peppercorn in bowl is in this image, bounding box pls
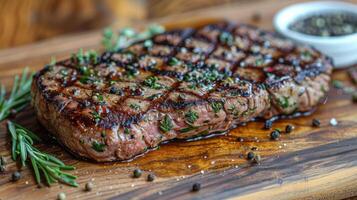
[274,1,357,68]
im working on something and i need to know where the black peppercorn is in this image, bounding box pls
[12,171,21,181]
[252,154,261,164]
[289,13,357,37]
[312,119,321,127]
[192,183,201,192]
[251,12,262,22]
[247,151,255,160]
[147,174,155,182]
[236,137,244,142]
[85,182,94,191]
[285,125,294,133]
[0,156,5,165]
[133,169,142,178]
[0,165,5,173]
[270,130,280,140]
[9,109,17,118]
[264,120,273,130]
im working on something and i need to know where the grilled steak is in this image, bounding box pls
[31,22,333,162]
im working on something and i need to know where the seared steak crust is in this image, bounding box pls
[32,22,333,161]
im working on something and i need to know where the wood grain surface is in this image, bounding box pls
[0,0,357,199]
[0,0,248,49]
[147,0,243,18]
[0,0,149,49]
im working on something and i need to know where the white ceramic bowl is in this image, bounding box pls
[274,1,357,68]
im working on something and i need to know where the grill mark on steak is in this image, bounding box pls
[32,21,333,161]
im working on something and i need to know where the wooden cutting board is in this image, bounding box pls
[0,0,357,199]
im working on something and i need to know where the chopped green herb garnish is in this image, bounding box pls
[7,121,78,187]
[143,76,163,89]
[109,80,116,86]
[255,58,264,66]
[76,48,85,64]
[85,50,98,64]
[144,40,153,49]
[219,32,234,45]
[187,84,198,90]
[148,93,162,100]
[230,90,239,96]
[159,115,173,132]
[79,75,98,84]
[168,57,181,66]
[178,93,186,100]
[79,66,90,75]
[185,110,199,124]
[102,24,165,52]
[183,67,224,90]
[124,66,139,78]
[91,111,101,123]
[72,49,98,65]
[92,93,104,103]
[101,131,106,138]
[197,130,209,136]
[241,107,257,117]
[102,28,116,51]
[60,69,68,76]
[124,128,130,135]
[210,101,223,113]
[228,105,239,117]
[129,103,140,110]
[49,57,56,66]
[276,96,290,109]
[301,51,312,60]
[91,141,106,152]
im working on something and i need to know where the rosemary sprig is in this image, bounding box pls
[8,121,78,187]
[0,68,33,122]
[102,24,165,52]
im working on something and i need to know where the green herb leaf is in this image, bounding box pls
[168,57,180,66]
[143,40,153,49]
[159,115,173,132]
[124,128,130,135]
[7,121,78,187]
[92,93,104,103]
[49,57,56,67]
[210,101,223,113]
[102,24,165,52]
[219,32,234,45]
[147,93,162,100]
[102,27,116,51]
[129,103,140,110]
[90,111,101,123]
[143,76,163,89]
[185,110,199,124]
[0,68,33,122]
[276,96,290,109]
[73,49,98,66]
[91,141,106,152]
[179,125,198,133]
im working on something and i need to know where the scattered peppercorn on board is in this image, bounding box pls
[1,0,357,199]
